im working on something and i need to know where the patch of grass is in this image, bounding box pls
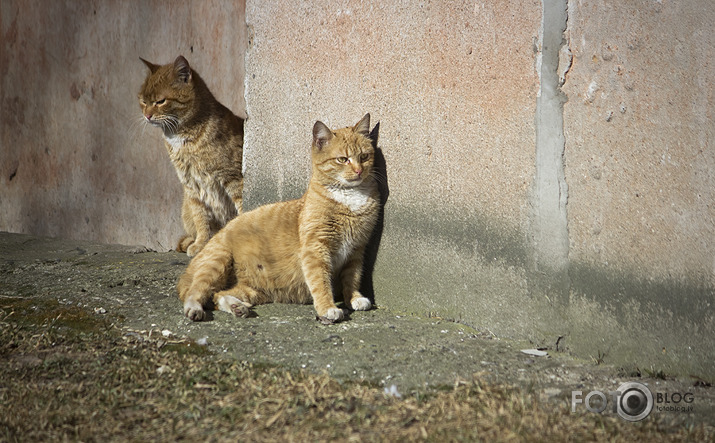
[644,366,669,381]
[161,342,212,357]
[0,298,712,442]
[593,349,607,365]
[0,297,117,353]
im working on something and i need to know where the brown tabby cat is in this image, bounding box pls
[138,55,244,256]
[178,114,379,323]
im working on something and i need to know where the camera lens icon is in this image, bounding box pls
[617,382,653,421]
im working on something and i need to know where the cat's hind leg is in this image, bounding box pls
[213,285,256,318]
[178,240,233,321]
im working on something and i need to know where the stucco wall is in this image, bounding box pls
[1,0,246,250]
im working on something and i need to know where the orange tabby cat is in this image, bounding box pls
[178,114,379,323]
[138,55,244,256]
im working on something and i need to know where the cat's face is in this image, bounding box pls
[312,114,374,188]
[138,56,195,134]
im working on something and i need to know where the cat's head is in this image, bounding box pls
[312,114,374,188]
[138,55,197,134]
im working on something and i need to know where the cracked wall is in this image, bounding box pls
[561,0,714,376]
[531,0,570,300]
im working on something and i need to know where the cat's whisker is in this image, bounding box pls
[368,170,388,187]
[162,115,179,135]
[157,118,169,133]
[157,118,171,135]
[127,115,150,143]
[169,116,180,133]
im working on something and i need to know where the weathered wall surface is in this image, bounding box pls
[244,0,544,339]
[562,0,714,377]
[0,0,246,250]
[244,0,714,377]
[2,0,713,377]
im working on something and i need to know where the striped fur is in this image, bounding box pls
[138,56,244,256]
[177,114,379,322]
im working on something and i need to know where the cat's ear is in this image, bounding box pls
[354,113,371,138]
[173,56,192,83]
[140,57,160,74]
[313,121,334,150]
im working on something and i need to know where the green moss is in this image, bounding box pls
[0,297,114,334]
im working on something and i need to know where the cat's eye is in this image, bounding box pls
[359,153,370,162]
[155,98,166,106]
[336,157,349,164]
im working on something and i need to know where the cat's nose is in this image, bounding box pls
[145,113,153,121]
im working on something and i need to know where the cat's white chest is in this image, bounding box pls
[328,187,370,212]
[165,134,187,152]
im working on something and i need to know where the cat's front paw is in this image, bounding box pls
[325,307,344,321]
[351,297,372,311]
[316,307,345,324]
[184,299,205,321]
[186,241,206,257]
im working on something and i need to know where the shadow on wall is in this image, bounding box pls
[360,122,389,305]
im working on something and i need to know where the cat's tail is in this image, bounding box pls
[177,240,234,321]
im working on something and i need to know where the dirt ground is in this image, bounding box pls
[1,231,713,432]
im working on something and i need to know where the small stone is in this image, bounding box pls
[521,349,548,357]
[543,387,562,397]
[316,315,338,325]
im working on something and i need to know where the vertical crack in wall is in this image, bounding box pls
[532,0,570,302]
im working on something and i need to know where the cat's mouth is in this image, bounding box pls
[341,176,366,187]
[144,115,179,134]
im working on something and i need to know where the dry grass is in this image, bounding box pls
[0,298,711,442]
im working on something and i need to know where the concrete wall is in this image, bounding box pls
[562,0,714,377]
[0,0,246,250]
[245,1,541,331]
[244,0,714,378]
[2,0,713,377]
